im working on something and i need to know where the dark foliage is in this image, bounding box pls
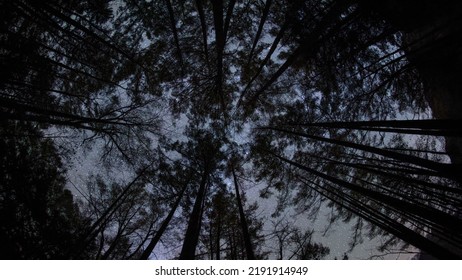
[1,0,461,259]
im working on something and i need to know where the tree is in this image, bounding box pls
[75,174,159,259]
[177,128,224,259]
[199,182,267,260]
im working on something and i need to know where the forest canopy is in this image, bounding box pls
[1,0,462,259]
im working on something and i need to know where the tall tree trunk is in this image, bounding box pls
[278,236,284,260]
[139,184,187,260]
[102,203,142,259]
[0,96,146,131]
[232,167,255,260]
[208,223,214,259]
[17,1,146,71]
[126,220,157,259]
[300,149,462,197]
[179,171,209,259]
[287,119,462,137]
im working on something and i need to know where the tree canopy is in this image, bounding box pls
[1,0,461,259]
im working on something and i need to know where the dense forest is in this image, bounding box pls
[1,0,461,259]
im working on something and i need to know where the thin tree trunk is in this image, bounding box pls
[102,203,143,259]
[126,220,157,259]
[215,216,221,260]
[237,19,288,107]
[139,184,187,259]
[0,97,138,129]
[261,126,459,180]
[15,1,149,75]
[301,149,462,195]
[278,236,283,260]
[386,147,448,155]
[287,119,462,136]
[101,228,124,260]
[246,0,273,67]
[223,0,236,41]
[27,2,144,69]
[208,223,214,259]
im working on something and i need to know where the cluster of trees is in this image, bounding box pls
[1,0,461,259]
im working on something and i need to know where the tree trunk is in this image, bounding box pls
[238,19,288,107]
[262,126,459,180]
[232,167,255,260]
[215,216,221,260]
[139,184,187,260]
[165,0,184,70]
[223,0,236,41]
[246,0,273,66]
[288,119,462,137]
[195,0,210,66]
[179,171,209,259]
[357,0,462,259]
